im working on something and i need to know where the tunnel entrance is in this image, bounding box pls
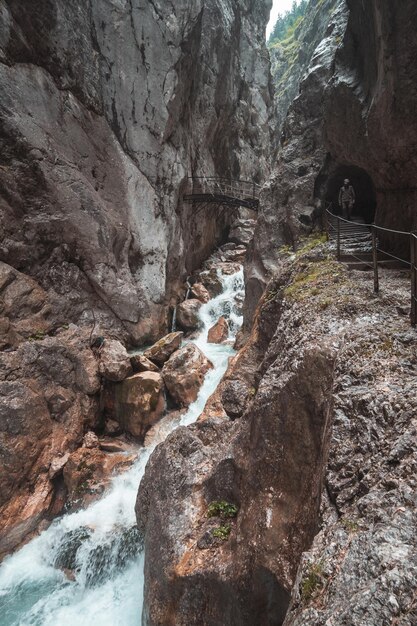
[325,165,376,223]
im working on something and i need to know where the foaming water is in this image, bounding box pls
[0,268,244,626]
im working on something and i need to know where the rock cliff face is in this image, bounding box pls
[0,0,273,343]
[137,243,417,626]
[269,0,337,133]
[246,0,417,328]
[137,2,417,624]
[0,0,273,555]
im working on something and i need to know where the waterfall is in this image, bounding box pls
[0,267,244,626]
[170,306,177,333]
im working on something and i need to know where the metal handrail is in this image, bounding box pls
[325,205,416,326]
[184,176,261,210]
[189,175,261,188]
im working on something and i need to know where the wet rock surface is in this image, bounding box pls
[162,344,213,408]
[191,283,210,304]
[143,332,183,366]
[130,353,160,374]
[111,372,166,441]
[0,327,101,557]
[63,444,137,510]
[207,316,229,344]
[176,299,203,332]
[137,242,417,626]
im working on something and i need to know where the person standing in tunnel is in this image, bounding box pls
[339,178,356,220]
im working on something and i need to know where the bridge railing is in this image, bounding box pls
[185,176,261,207]
[325,205,416,326]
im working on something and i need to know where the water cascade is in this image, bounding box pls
[0,268,244,626]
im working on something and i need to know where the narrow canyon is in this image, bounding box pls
[0,1,416,625]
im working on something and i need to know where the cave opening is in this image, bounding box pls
[324,165,376,223]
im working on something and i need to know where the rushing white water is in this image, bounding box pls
[0,268,244,626]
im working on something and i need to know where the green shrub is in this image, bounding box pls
[207,500,238,519]
[211,524,232,540]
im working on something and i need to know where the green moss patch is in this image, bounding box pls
[284,259,346,302]
[211,524,232,541]
[207,500,238,520]
[301,560,326,602]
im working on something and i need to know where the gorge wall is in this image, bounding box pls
[0,0,273,345]
[137,1,417,624]
[245,0,417,328]
[0,0,273,556]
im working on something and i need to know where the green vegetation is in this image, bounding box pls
[301,560,325,601]
[207,500,238,520]
[295,234,328,257]
[268,1,308,47]
[29,330,46,341]
[211,524,232,540]
[284,259,345,302]
[341,518,360,533]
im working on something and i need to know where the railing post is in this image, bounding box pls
[372,225,379,293]
[323,207,329,241]
[337,217,341,261]
[411,233,417,327]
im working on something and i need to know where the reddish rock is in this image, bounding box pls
[49,453,70,479]
[207,316,229,344]
[83,431,99,449]
[216,262,241,275]
[176,299,202,331]
[113,372,166,439]
[162,344,213,407]
[63,446,137,509]
[191,283,210,303]
[0,328,101,558]
[130,353,160,373]
[99,339,132,382]
[198,269,223,297]
[143,331,183,366]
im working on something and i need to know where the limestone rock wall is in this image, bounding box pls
[269,0,337,134]
[0,0,273,344]
[245,0,417,329]
[0,0,273,556]
[137,244,417,626]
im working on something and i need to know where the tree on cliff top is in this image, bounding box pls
[268,0,308,46]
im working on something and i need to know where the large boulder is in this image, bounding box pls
[162,344,213,407]
[99,339,132,382]
[130,353,160,373]
[207,316,229,344]
[198,269,223,298]
[63,445,137,509]
[176,299,202,331]
[143,331,183,366]
[113,372,165,439]
[191,283,210,303]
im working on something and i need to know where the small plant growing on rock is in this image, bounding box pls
[341,518,359,533]
[29,330,46,341]
[207,500,238,519]
[211,524,232,540]
[301,560,325,602]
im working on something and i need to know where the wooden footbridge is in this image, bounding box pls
[183,177,261,211]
